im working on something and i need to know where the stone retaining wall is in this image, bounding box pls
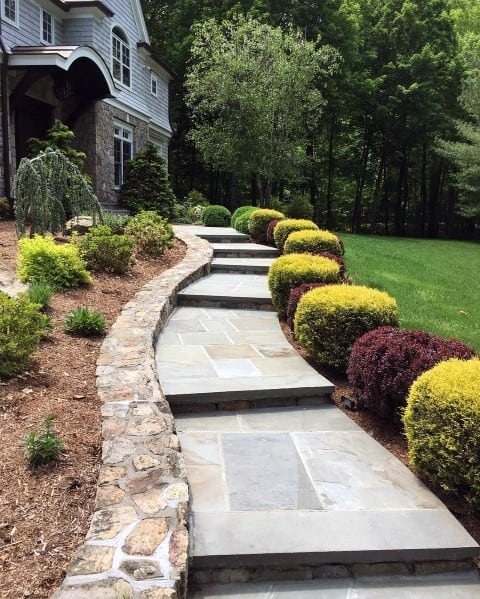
[52,227,213,599]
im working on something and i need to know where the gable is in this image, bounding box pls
[129,0,149,44]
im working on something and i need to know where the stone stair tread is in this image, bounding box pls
[211,243,279,258]
[175,225,251,243]
[177,273,272,305]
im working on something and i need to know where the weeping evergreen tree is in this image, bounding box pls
[14,148,103,237]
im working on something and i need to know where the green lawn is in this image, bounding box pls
[340,233,480,351]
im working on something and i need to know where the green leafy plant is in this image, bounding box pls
[77,225,135,274]
[101,212,131,234]
[124,210,175,258]
[0,292,51,377]
[283,194,314,220]
[23,414,65,466]
[119,142,175,217]
[234,208,257,233]
[231,205,254,227]
[202,204,232,226]
[28,120,86,170]
[248,209,285,243]
[63,306,107,337]
[25,281,54,309]
[18,235,92,290]
[273,218,319,252]
[284,229,343,257]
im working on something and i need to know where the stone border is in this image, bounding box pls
[52,227,213,599]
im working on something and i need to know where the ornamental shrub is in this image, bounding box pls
[248,209,285,243]
[284,229,342,257]
[25,281,54,309]
[235,208,256,233]
[268,254,341,317]
[0,292,51,377]
[124,210,175,258]
[266,219,281,245]
[64,306,107,336]
[77,225,135,274]
[18,235,92,290]
[283,194,314,220]
[295,285,399,369]
[273,219,319,252]
[403,358,480,509]
[119,142,175,218]
[231,205,253,227]
[286,282,328,329]
[202,204,232,227]
[348,327,476,420]
[316,252,346,278]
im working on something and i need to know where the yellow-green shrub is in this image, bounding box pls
[267,254,341,317]
[403,358,480,509]
[295,285,398,369]
[18,235,92,290]
[284,229,342,257]
[248,209,284,243]
[273,219,319,252]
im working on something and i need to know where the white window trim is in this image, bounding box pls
[40,9,54,44]
[111,26,132,90]
[113,121,134,188]
[2,0,19,27]
[151,73,158,96]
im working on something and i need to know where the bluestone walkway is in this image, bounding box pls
[157,226,480,598]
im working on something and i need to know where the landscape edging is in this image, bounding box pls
[52,226,212,599]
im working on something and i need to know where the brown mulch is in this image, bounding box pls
[0,220,186,599]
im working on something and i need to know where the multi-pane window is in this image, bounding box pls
[41,10,53,44]
[112,27,130,87]
[2,0,18,25]
[114,124,133,187]
[151,74,158,96]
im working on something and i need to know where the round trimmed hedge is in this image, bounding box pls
[267,254,341,318]
[286,282,327,329]
[295,285,399,369]
[347,327,476,420]
[266,219,282,245]
[273,219,319,252]
[202,204,232,227]
[248,209,285,243]
[403,358,480,509]
[284,229,342,257]
[234,208,256,234]
[231,205,254,228]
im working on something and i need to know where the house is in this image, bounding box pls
[0,0,173,209]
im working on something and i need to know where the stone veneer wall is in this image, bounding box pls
[52,227,213,599]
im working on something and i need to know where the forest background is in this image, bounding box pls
[141,0,480,239]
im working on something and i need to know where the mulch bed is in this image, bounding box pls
[0,220,186,598]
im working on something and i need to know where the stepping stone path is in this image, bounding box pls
[159,226,480,598]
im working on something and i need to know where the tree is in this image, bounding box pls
[28,120,86,170]
[118,142,175,217]
[184,15,339,206]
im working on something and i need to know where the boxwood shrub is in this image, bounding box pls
[295,285,398,369]
[78,225,135,274]
[267,254,341,317]
[403,358,480,509]
[347,327,476,420]
[124,210,175,258]
[273,219,319,252]
[284,229,343,257]
[202,204,232,227]
[234,207,257,233]
[248,209,285,243]
[286,282,328,329]
[231,205,253,228]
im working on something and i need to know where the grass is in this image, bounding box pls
[341,233,480,351]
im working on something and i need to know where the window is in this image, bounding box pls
[151,74,158,96]
[2,0,18,25]
[41,9,54,44]
[112,27,130,87]
[114,123,133,187]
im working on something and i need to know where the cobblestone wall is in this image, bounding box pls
[52,227,213,599]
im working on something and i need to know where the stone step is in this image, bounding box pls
[211,257,274,274]
[190,572,480,598]
[175,225,251,244]
[211,243,279,258]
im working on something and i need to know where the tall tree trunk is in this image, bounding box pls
[254,172,264,207]
[420,143,428,236]
[428,157,442,237]
[351,117,370,233]
[325,114,336,230]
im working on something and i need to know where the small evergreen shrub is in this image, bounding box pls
[286,282,328,329]
[202,204,232,227]
[231,205,253,227]
[283,194,314,220]
[273,219,319,252]
[0,292,51,377]
[64,306,107,336]
[124,211,175,258]
[235,208,256,233]
[102,213,131,234]
[78,225,135,274]
[403,358,480,509]
[316,252,346,278]
[248,209,285,243]
[18,235,92,290]
[23,414,65,466]
[295,285,399,369]
[25,281,54,309]
[119,142,175,218]
[348,327,476,420]
[266,219,281,245]
[268,254,341,317]
[284,229,342,257]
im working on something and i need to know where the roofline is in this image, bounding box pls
[137,42,175,80]
[46,0,114,18]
